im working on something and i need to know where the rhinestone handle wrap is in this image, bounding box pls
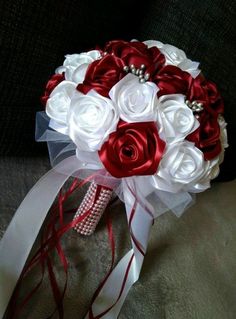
[73,182,113,236]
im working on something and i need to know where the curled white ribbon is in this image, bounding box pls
[85,179,154,319]
[0,157,153,319]
[0,156,89,318]
[0,154,194,318]
[0,113,196,318]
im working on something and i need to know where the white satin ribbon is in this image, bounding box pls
[0,154,153,319]
[0,152,193,319]
[0,156,85,319]
[85,181,154,319]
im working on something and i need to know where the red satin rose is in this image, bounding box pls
[41,73,65,106]
[155,68,224,115]
[154,66,223,160]
[105,40,165,77]
[99,121,166,178]
[153,65,192,96]
[187,113,221,160]
[77,54,125,97]
[188,74,224,115]
[186,75,224,160]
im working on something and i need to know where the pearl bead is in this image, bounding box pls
[140,64,146,69]
[123,66,129,72]
[144,73,150,80]
[139,78,145,83]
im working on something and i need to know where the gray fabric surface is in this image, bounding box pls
[0,157,236,318]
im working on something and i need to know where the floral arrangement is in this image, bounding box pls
[0,40,228,319]
[42,39,227,191]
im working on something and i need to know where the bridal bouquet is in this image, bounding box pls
[0,39,228,319]
[42,39,227,189]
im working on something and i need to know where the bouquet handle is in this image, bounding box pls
[73,182,113,235]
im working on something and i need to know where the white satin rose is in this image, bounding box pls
[152,141,208,193]
[144,40,200,78]
[68,90,119,151]
[76,149,103,170]
[109,74,159,122]
[56,50,101,84]
[188,156,220,192]
[157,94,199,143]
[46,81,76,134]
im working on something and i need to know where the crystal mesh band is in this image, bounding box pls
[73,182,113,235]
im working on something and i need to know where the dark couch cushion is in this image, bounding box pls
[0,0,235,179]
